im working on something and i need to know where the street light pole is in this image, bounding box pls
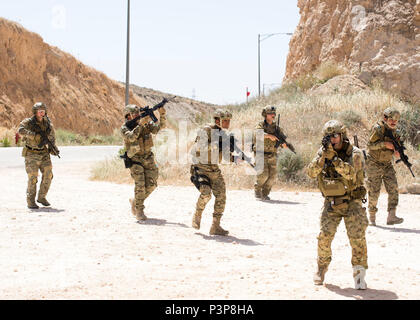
[125,0,131,106]
[258,32,293,98]
[258,34,261,97]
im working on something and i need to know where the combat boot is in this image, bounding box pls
[262,195,271,201]
[255,190,262,200]
[387,209,403,225]
[192,210,203,229]
[129,198,136,216]
[37,198,51,207]
[369,211,376,226]
[353,265,367,290]
[209,216,229,236]
[28,202,39,209]
[136,211,148,221]
[314,265,328,285]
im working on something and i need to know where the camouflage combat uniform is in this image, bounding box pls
[252,106,286,200]
[307,120,368,289]
[190,110,234,236]
[121,105,166,221]
[18,103,59,209]
[366,110,403,226]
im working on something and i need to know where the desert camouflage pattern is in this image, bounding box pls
[18,117,56,205]
[307,141,368,270]
[366,120,400,217]
[191,123,231,221]
[252,120,285,198]
[121,113,166,215]
[191,164,226,219]
[367,120,401,163]
[18,117,57,153]
[366,159,399,214]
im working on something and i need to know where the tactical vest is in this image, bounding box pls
[193,124,224,165]
[124,126,155,158]
[255,120,280,154]
[317,141,354,198]
[23,117,51,150]
[368,121,399,163]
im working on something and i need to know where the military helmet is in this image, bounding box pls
[322,120,347,138]
[32,102,47,115]
[383,107,401,121]
[213,109,232,120]
[262,105,276,117]
[124,104,139,117]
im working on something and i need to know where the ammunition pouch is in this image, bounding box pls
[326,196,350,212]
[318,176,347,197]
[190,166,211,190]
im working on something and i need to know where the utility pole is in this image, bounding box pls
[125,0,131,106]
[258,32,293,98]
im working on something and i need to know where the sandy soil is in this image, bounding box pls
[0,154,419,300]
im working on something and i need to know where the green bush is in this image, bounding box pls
[399,106,420,148]
[277,150,305,181]
[334,110,363,128]
[1,137,11,147]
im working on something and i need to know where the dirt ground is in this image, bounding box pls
[0,154,419,300]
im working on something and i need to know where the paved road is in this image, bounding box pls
[0,146,121,169]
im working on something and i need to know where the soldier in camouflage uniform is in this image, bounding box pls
[307,120,368,290]
[190,109,239,236]
[252,106,288,200]
[121,104,166,221]
[18,102,60,209]
[366,107,404,226]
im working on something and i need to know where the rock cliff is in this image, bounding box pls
[285,0,420,102]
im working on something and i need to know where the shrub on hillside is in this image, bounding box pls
[315,61,348,83]
[399,106,420,148]
[334,110,363,128]
[277,150,305,181]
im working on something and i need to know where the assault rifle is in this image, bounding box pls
[274,115,296,154]
[32,117,60,158]
[218,130,255,168]
[125,96,175,130]
[384,129,415,178]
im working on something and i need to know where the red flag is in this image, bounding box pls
[15,133,20,145]
[247,91,250,97]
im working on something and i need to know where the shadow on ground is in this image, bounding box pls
[325,284,398,300]
[196,232,263,246]
[30,208,66,213]
[261,199,302,205]
[374,225,420,235]
[137,218,189,228]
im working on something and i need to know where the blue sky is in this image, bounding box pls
[1,0,300,105]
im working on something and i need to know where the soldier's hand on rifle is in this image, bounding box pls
[323,143,337,160]
[158,107,166,116]
[281,143,288,149]
[265,134,279,142]
[384,142,395,150]
[394,151,400,159]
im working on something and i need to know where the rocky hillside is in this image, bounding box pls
[128,84,218,125]
[0,18,148,135]
[0,18,217,136]
[285,0,420,103]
